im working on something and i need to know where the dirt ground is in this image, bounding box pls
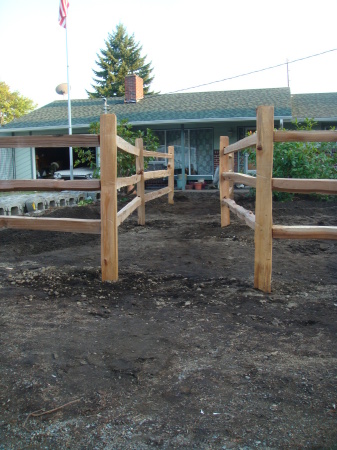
[0,190,336,449]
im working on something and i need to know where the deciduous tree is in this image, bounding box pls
[0,82,36,125]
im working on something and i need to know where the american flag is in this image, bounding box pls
[58,0,69,28]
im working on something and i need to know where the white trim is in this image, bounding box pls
[31,148,37,179]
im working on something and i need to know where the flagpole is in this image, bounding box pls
[65,17,73,180]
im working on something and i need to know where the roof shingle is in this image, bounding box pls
[2,87,292,131]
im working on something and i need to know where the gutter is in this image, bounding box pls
[289,117,337,122]
[0,124,88,134]
[0,116,292,134]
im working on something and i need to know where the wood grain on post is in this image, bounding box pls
[254,106,274,293]
[229,152,234,199]
[219,136,230,227]
[135,138,145,225]
[100,114,118,282]
[168,146,175,204]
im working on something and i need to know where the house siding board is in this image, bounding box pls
[15,148,33,179]
[0,149,14,180]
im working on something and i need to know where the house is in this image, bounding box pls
[1,75,337,183]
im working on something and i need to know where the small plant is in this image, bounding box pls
[78,197,93,206]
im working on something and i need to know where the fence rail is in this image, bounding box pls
[0,114,175,282]
[220,105,337,293]
[0,179,101,192]
[0,135,100,148]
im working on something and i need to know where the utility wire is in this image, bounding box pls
[164,48,337,94]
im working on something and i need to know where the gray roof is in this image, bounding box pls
[291,92,337,120]
[1,87,292,131]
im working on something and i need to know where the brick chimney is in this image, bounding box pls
[124,74,144,103]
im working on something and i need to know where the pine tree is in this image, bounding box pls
[87,24,154,98]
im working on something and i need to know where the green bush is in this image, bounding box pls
[246,119,337,200]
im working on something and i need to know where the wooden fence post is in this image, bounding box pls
[136,138,145,225]
[100,114,118,282]
[168,145,175,205]
[229,152,234,199]
[219,136,230,227]
[254,106,274,293]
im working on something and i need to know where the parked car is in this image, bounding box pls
[54,167,94,180]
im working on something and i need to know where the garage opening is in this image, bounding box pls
[35,147,97,179]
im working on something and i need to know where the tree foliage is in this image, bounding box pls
[75,119,159,179]
[246,119,337,200]
[0,82,36,125]
[87,24,154,99]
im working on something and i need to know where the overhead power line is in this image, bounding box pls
[165,48,337,94]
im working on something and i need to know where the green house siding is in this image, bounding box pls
[15,148,33,179]
[0,149,14,180]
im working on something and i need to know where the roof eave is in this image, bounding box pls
[0,124,89,134]
[120,115,292,126]
[291,117,337,122]
[0,115,294,133]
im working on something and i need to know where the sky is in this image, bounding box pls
[1,0,336,108]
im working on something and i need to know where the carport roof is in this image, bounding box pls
[1,87,292,132]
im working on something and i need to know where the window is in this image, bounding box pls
[152,128,213,176]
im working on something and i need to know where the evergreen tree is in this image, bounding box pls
[87,24,154,98]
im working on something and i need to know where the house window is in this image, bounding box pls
[237,126,256,173]
[153,128,213,176]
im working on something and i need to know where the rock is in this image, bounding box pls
[287,302,298,309]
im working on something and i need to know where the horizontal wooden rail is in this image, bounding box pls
[0,114,175,286]
[117,196,141,226]
[223,133,257,155]
[0,216,101,234]
[272,178,337,195]
[117,174,141,190]
[221,198,255,229]
[0,179,101,192]
[274,130,337,143]
[273,225,337,240]
[0,135,100,148]
[144,169,170,181]
[143,150,173,159]
[116,136,140,156]
[145,186,172,203]
[222,172,257,188]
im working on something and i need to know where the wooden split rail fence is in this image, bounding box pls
[220,105,337,293]
[0,114,174,282]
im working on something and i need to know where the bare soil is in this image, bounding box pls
[0,191,336,449]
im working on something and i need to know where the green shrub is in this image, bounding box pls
[246,119,337,200]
